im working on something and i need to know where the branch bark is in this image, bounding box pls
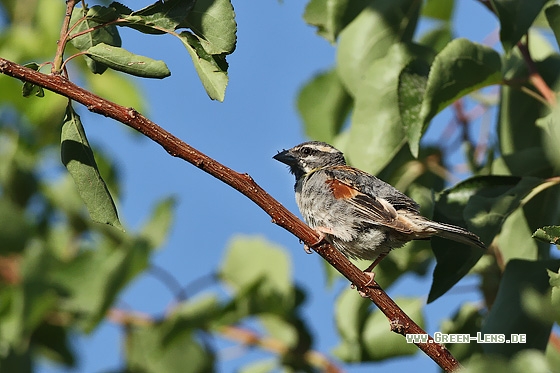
[0,57,461,372]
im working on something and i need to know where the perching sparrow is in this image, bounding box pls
[273,141,485,280]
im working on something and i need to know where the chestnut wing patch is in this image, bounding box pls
[326,178,396,222]
[326,179,359,199]
[326,177,420,235]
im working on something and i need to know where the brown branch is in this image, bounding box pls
[0,58,461,372]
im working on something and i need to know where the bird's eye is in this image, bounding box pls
[301,147,313,155]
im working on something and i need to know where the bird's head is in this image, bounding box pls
[273,141,346,179]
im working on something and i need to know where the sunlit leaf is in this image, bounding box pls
[533,226,560,245]
[180,0,236,54]
[482,259,560,357]
[121,0,195,34]
[346,43,431,174]
[126,321,214,372]
[398,58,430,157]
[52,238,150,332]
[86,5,119,23]
[178,31,228,101]
[140,197,176,249]
[69,6,122,74]
[297,68,352,143]
[332,287,369,362]
[60,103,122,230]
[422,0,454,21]
[336,0,420,96]
[420,39,501,130]
[86,43,171,78]
[303,0,367,43]
[361,297,423,360]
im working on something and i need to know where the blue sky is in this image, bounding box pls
[35,1,510,372]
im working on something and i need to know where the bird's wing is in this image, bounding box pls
[323,169,421,235]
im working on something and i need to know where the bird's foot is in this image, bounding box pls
[303,226,334,254]
[351,271,376,298]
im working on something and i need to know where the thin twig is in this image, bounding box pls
[0,58,462,372]
[107,309,343,372]
[517,40,556,107]
[53,0,79,74]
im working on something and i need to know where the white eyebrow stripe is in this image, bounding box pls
[301,144,337,153]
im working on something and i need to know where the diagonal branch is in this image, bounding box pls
[0,57,460,372]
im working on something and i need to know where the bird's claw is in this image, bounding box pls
[303,226,334,254]
[352,271,376,298]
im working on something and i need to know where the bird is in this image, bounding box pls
[273,141,485,283]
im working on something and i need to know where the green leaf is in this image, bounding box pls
[178,31,228,101]
[52,238,150,332]
[180,0,237,55]
[259,314,298,347]
[361,297,423,360]
[303,0,367,43]
[430,175,554,303]
[418,25,453,53]
[428,175,536,302]
[490,0,549,52]
[481,259,560,357]
[219,236,295,316]
[533,226,560,245]
[220,236,291,296]
[21,63,44,97]
[126,322,214,373]
[297,68,352,143]
[422,0,454,21]
[122,0,195,34]
[545,4,560,49]
[336,0,420,96]
[0,198,32,254]
[85,68,146,111]
[463,176,544,246]
[420,39,502,130]
[85,43,171,78]
[69,6,122,74]
[332,287,370,362]
[60,103,122,230]
[163,295,222,343]
[345,43,431,174]
[549,269,560,323]
[140,197,176,249]
[398,57,430,157]
[440,303,484,361]
[491,147,553,178]
[536,100,560,170]
[86,5,119,23]
[462,351,551,373]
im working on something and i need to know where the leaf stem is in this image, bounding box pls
[517,40,557,107]
[520,176,560,207]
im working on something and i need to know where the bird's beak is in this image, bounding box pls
[273,149,296,165]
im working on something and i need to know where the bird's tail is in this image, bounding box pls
[424,220,486,249]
